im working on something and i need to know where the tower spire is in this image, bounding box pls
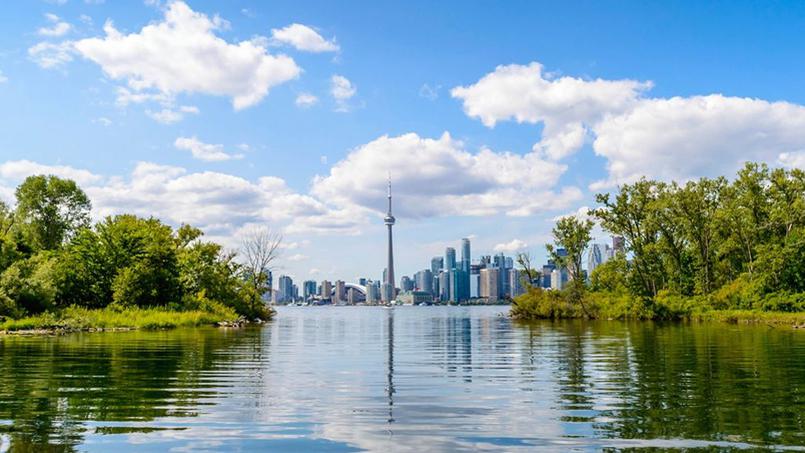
[383,173,396,303]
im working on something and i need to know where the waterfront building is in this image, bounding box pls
[320,280,332,302]
[335,280,346,303]
[303,280,316,300]
[366,283,379,304]
[430,256,443,295]
[550,268,569,290]
[470,263,481,298]
[414,269,433,295]
[480,268,499,302]
[438,270,449,302]
[381,282,395,303]
[277,275,293,304]
[587,243,605,277]
[383,177,396,303]
[397,290,433,305]
[400,275,414,292]
[448,268,460,303]
[445,247,456,271]
[460,238,471,301]
[347,288,356,305]
[509,270,524,298]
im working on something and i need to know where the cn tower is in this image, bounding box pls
[383,176,396,303]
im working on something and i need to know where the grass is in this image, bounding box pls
[0,305,240,333]
[687,309,805,326]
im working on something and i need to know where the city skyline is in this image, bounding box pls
[3,1,805,283]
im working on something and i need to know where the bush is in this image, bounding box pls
[0,252,57,315]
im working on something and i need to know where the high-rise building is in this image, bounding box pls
[612,235,625,254]
[445,247,456,271]
[509,270,524,298]
[303,280,317,300]
[383,177,396,303]
[320,280,332,302]
[347,288,356,305]
[366,283,379,304]
[438,270,449,302]
[587,243,605,277]
[334,280,346,303]
[480,268,499,302]
[430,257,443,295]
[470,263,482,298]
[551,268,569,290]
[448,268,460,303]
[277,275,293,303]
[414,269,433,295]
[460,238,471,301]
[400,275,414,292]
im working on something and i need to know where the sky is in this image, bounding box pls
[2,0,805,284]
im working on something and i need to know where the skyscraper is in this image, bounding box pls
[587,243,604,277]
[445,247,456,271]
[480,268,499,302]
[383,177,396,303]
[303,280,317,300]
[460,238,471,301]
[430,257,443,295]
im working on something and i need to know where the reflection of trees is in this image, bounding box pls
[517,320,805,447]
[0,328,261,452]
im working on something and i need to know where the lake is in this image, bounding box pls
[0,306,804,452]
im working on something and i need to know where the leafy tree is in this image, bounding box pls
[546,215,593,315]
[15,175,91,251]
[0,252,58,314]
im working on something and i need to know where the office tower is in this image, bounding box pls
[278,275,293,303]
[551,268,569,290]
[400,276,414,292]
[303,280,317,300]
[381,282,394,303]
[320,280,332,301]
[359,277,367,286]
[347,288,356,305]
[480,268,499,302]
[414,269,433,295]
[439,270,449,302]
[445,247,456,271]
[587,243,604,277]
[335,280,346,303]
[430,256,443,295]
[366,283,378,304]
[447,268,460,303]
[266,270,273,298]
[509,270,524,298]
[460,238,471,301]
[383,177,396,303]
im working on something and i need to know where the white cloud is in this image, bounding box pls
[28,41,74,69]
[0,160,102,186]
[38,13,72,37]
[330,74,356,112]
[493,239,528,253]
[0,160,362,237]
[295,92,318,108]
[455,61,805,186]
[0,71,6,83]
[73,1,300,110]
[590,95,805,188]
[452,62,650,160]
[270,23,339,52]
[311,132,580,218]
[779,151,805,169]
[287,253,308,262]
[92,117,112,126]
[174,136,244,162]
[145,108,182,124]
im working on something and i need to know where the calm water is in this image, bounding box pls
[1,306,804,452]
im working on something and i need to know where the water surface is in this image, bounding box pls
[1,306,804,451]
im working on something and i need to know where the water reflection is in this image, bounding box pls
[0,308,803,451]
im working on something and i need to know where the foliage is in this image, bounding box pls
[0,174,275,324]
[517,162,805,322]
[14,175,91,251]
[545,215,593,314]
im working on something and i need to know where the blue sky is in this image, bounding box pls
[2,0,805,284]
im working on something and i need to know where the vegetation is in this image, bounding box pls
[512,162,805,325]
[0,175,277,332]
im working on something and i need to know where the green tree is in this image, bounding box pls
[546,215,593,314]
[15,175,91,251]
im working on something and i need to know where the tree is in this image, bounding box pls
[240,228,281,317]
[546,215,593,315]
[15,175,91,251]
[516,252,538,287]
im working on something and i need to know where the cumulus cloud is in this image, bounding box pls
[174,136,244,162]
[0,160,102,186]
[270,23,339,52]
[452,62,650,160]
[0,160,362,237]
[28,41,74,68]
[72,1,300,110]
[493,239,528,253]
[330,75,356,111]
[590,95,805,188]
[454,61,805,186]
[311,132,580,218]
[295,92,318,108]
[38,13,72,37]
